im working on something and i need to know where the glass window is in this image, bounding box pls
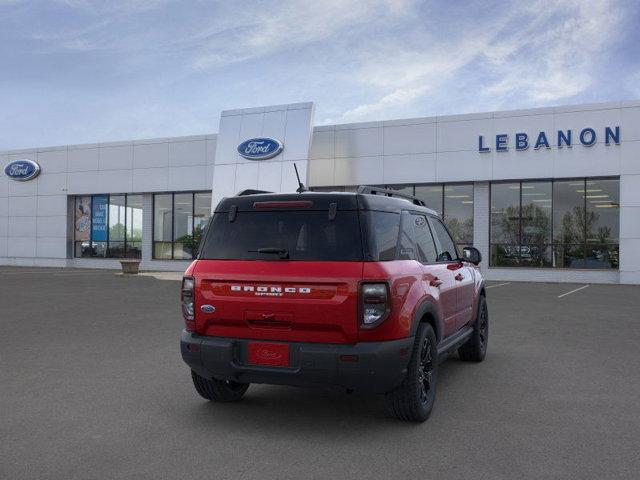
[194,192,212,256]
[126,195,143,259]
[153,194,173,259]
[398,212,416,261]
[585,178,619,269]
[429,217,458,262]
[413,214,438,264]
[173,193,194,260]
[387,184,414,199]
[490,183,520,266]
[553,180,587,268]
[152,192,214,260]
[91,194,109,257]
[364,212,400,261]
[520,181,552,267]
[443,184,473,249]
[74,196,92,257]
[74,193,143,259]
[414,185,443,216]
[108,195,125,258]
[200,211,363,261]
[490,178,619,269]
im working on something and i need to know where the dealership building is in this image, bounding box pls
[1,100,639,284]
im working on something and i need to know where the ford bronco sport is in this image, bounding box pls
[180,186,488,422]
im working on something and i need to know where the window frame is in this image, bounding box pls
[152,191,212,260]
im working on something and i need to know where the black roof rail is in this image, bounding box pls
[236,189,273,196]
[356,185,426,207]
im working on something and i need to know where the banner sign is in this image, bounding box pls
[75,196,91,241]
[91,195,108,242]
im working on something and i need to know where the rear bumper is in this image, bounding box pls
[180,330,413,394]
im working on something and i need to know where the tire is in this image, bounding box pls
[191,370,249,402]
[387,323,438,422]
[458,294,488,362]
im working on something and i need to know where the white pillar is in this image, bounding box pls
[619,173,640,284]
[211,103,315,211]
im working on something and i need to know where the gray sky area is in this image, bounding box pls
[1,0,638,149]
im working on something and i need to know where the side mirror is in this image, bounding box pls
[462,246,482,265]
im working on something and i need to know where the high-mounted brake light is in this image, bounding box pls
[360,282,391,328]
[253,200,313,209]
[182,276,195,331]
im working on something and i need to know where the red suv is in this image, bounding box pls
[180,186,488,422]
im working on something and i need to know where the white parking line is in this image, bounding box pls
[557,284,590,298]
[486,282,511,289]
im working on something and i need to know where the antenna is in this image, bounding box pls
[293,163,307,193]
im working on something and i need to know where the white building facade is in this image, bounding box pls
[1,100,639,284]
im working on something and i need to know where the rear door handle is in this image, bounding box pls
[429,277,443,287]
[455,273,464,281]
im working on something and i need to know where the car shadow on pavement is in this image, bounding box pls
[180,355,469,435]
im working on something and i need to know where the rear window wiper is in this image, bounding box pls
[248,247,290,259]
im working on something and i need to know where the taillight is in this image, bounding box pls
[360,282,390,328]
[182,276,195,330]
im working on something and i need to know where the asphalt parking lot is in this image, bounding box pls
[1,268,639,480]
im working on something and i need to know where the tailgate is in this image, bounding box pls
[193,260,363,344]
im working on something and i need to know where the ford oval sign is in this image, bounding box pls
[237,138,283,160]
[4,159,41,182]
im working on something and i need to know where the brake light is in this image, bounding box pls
[253,200,313,209]
[182,276,195,331]
[360,283,390,328]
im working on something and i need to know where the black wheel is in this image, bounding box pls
[387,323,438,422]
[191,370,249,402]
[458,295,488,362]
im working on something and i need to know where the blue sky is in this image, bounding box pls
[1,0,639,150]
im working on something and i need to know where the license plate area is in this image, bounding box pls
[247,342,290,367]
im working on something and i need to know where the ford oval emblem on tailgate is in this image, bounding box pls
[200,304,216,313]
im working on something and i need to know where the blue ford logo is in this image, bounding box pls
[4,159,41,182]
[200,304,216,313]
[237,137,283,160]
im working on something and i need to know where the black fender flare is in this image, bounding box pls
[409,300,443,342]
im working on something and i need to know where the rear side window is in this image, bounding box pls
[429,217,458,262]
[200,210,363,261]
[398,212,416,260]
[363,211,400,261]
[412,214,438,263]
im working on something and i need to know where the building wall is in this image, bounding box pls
[211,102,315,208]
[2,100,639,282]
[0,134,216,270]
[307,100,640,284]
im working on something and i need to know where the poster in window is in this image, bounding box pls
[75,196,91,241]
[91,195,108,242]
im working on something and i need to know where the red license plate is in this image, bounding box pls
[248,342,290,367]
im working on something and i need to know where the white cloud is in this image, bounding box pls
[481,0,622,105]
[335,0,625,122]
[191,0,415,69]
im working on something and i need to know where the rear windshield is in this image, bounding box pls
[200,210,364,261]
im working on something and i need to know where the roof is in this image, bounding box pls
[215,190,439,216]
